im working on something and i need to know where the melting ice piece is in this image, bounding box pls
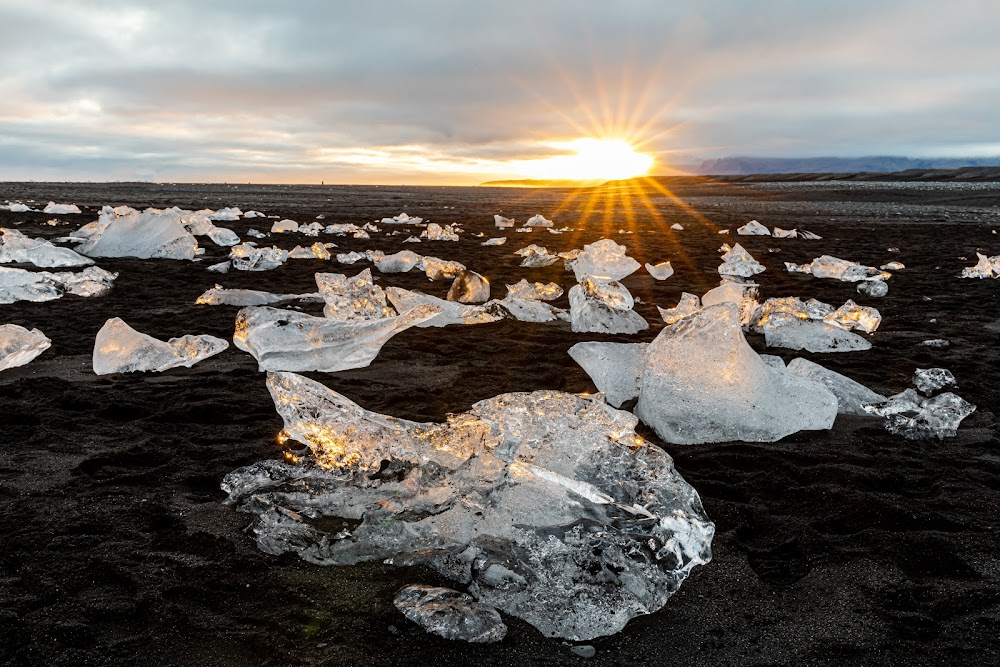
[233,304,440,371]
[880,261,905,271]
[568,239,640,282]
[670,223,684,231]
[823,300,881,334]
[246,228,266,239]
[494,215,515,228]
[482,237,506,246]
[394,585,507,643]
[857,280,888,298]
[222,373,714,640]
[229,244,289,271]
[960,253,999,278]
[402,235,421,243]
[523,214,553,227]
[386,287,499,327]
[772,227,797,238]
[271,219,299,233]
[421,223,460,241]
[569,278,648,334]
[645,261,674,280]
[884,393,976,440]
[209,207,243,221]
[505,279,562,301]
[754,297,833,327]
[376,250,423,273]
[914,368,956,395]
[701,281,760,326]
[206,227,240,247]
[635,303,838,444]
[380,212,423,225]
[76,208,198,260]
[0,324,51,371]
[316,268,396,321]
[785,358,886,415]
[515,244,559,268]
[43,202,81,215]
[196,285,321,306]
[288,243,332,260]
[568,342,648,408]
[809,255,888,282]
[718,244,765,278]
[657,293,701,325]
[0,228,94,267]
[798,230,822,240]
[737,220,770,236]
[447,270,490,304]
[336,251,367,265]
[718,229,729,235]
[93,318,228,374]
[762,318,872,353]
[423,256,466,281]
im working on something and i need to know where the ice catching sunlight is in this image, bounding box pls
[513,138,654,182]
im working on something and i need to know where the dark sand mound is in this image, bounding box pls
[1,182,998,665]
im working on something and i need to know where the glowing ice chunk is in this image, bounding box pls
[823,300,881,334]
[421,223,459,241]
[645,261,674,280]
[701,281,759,326]
[568,278,648,334]
[505,279,562,301]
[857,280,888,298]
[386,287,499,327]
[423,256,466,281]
[229,244,288,271]
[0,325,51,371]
[316,268,396,321]
[93,318,228,374]
[447,270,490,304]
[657,293,701,325]
[718,243,765,278]
[568,239,640,282]
[482,237,506,246]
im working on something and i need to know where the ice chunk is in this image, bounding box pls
[784,261,812,274]
[421,223,459,241]
[403,235,421,243]
[206,227,240,247]
[914,368,956,396]
[0,266,116,303]
[808,255,889,282]
[0,228,94,267]
[336,251,367,264]
[921,339,950,349]
[386,288,499,327]
[299,222,325,237]
[645,261,674,280]
[635,303,838,444]
[42,202,81,215]
[288,243,332,260]
[880,261,904,271]
[737,220,770,236]
[772,227,797,238]
[568,342,647,408]
[376,250,423,273]
[701,281,760,326]
[515,244,559,268]
[233,304,440,371]
[759,354,786,369]
[856,280,888,298]
[448,270,490,304]
[316,268,396,321]
[207,261,230,273]
[196,285,321,306]
[93,318,228,374]
[505,279,562,301]
[823,300,881,334]
[798,230,822,240]
[209,207,242,221]
[423,256,466,281]
[568,239,640,282]
[482,237,506,246]
[494,215,515,228]
[762,319,872,353]
[5,203,32,213]
[785,358,886,415]
[754,296,833,328]
[718,229,729,234]
[523,214,553,227]
[271,219,299,233]
[866,389,976,440]
[222,373,714,640]
[76,208,198,260]
[0,324,51,371]
[229,244,288,271]
[380,213,423,225]
[394,585,507,643]
[718,243,765,278]
[657,293,701,325]
[960,253,999,278]
[670,223,684,231]
[244,210,263,218]
[568,278,648,335]
[246,228,267,239]
[488,298,568,323]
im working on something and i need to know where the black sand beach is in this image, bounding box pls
[1,179,998,666]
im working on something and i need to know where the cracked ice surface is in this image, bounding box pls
[914,368,956,395]
[316,269,396,321]
[568,239,640,282]
[635,304,838,444]
[0,324,51,371]
[394,585,507,643]
[569,278,648,334]
[93,318,228,374]
[0,228,94,268]
[222,372,714,640]
[718,244,765,278]
[233,304,440,371]
[76,208,199,260]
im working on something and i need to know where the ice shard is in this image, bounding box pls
[960,253,999,279]
[482,237,506,246]
[657,293,701,325]
[316,268,396,321]
[701,281,760,326]
[196,285,321,306]
[718,243,765,278]
[823,300,881,334]
[645,261,674,280]
[505,279,562,301]
[222,372,714,640]
[634,303,838,444]
[394,585,507,643]
[568,278,648,335]
[206,227,240,247]
[0,228,94,268]
[914,368,956,396]
[0,324,51,371]
[386,288,499,327]
[209,207,243,221]
[229,244,289,271]
[42,202,81,214]
[568,239,640,282]
[447,270,490,304]
[76,208,198,260]
[785,358,886,415]
[422,256,466,281]
[376,250,423,273]
[271,219,299,233]
[670,223,684,231]
[487,298,567,323]
[93,318,229,374]
[233,304,440,371]
[421,223,460,241]
[523,214,554,227]
[568,342,648,408]
[737,220,770,236]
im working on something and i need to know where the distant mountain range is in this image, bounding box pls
[688,156,1000,175]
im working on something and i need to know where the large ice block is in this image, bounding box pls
[568,278,648,334]
[568,342,648,408]
[0,324,51,371]
[568,239,640,282]
[233,304,440,371]
[222,373,714,640]
[785,358,886,415]
[93,318,228,374]
[0,228,94,267]
[76,208,198,260]
[316,268,396,321]
[376,250,423,273]
[635,303,838,444]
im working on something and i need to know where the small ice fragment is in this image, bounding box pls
[798,230,822,240]
[494,215,515,228]
[316,269,395,321]
[420,223,460,241]
[505,279,563,301]
[197,285,321,307]
[823,300,881,334]
[0,324,51,371]
[482,237,506,246]
[423,256,466,281]
[670,223,684,231]
[271,219,299,233]
[394,585,507,643]
[523,214,553,228]
[880,261,904,270]
[447,270,490,304]
[403,235,421,243]
[914,368,955,396]
[515,244,559,268]
[42,202,81,215]
[960,253,998,279]
[229,244,288,271]
[645,261,674,280]
[209,207,242,221]
[772,227,797,238]
[336,251,367,264]
[920,339,949,349]
[246,228,266,239]
[737,220,770,236]
[657,293,701,325]
[376,250,423,273]
[93,318,228,374]
[718,229,729,234]
[207,261,231,273]
[857,280,888,298]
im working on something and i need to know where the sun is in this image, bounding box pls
[513,138,654,182]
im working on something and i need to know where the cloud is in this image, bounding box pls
[0,0,997,182]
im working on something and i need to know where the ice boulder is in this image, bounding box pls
[645,262,674,280]
[568,342,647,408]
[76,208,198,260]
[316,268,396,321]
[233,304,440,372]
[634,303,838,444]
[0,324,51,371]
[785,358,886,415]
[43,202,81,215]
[737,220,770,236]
[568,239,640,282]
[447,270,490,304]
[93,318,228,374]
[394,585,507,643]
[0,228,94,267]
[222,372,714,640]
[568,278,648,335]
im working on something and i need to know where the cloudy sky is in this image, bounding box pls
[1,0,997,184]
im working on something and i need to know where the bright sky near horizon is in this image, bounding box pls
[0,0,998,184]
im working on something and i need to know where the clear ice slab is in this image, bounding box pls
[0,324,51,371]
[567,239,640,282]
[93,318,229,374]
[394,585,507,643]
[76,208,198,260]
[222,372,714,640]
[785,358,886,415]
[0,228,94,268]
[568,342,648,408]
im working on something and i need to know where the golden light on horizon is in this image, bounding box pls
[512,138,654,182]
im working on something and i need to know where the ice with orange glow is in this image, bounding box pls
[222,371,714,640]
[92,317,229,375]
[447,270,490,304]
[717,243,765,279]
[0,324,51,372]
[567,239,640,282]
[569,278,647,335]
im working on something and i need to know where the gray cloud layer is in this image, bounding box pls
[1,0,997,183]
